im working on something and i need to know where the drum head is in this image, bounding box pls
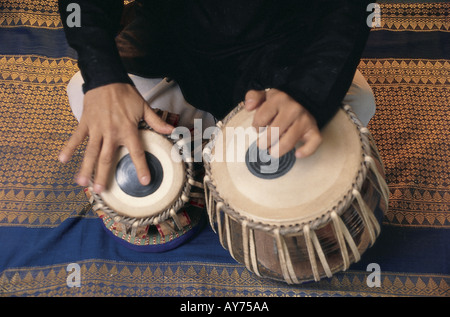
[100,129,186,219]
[209,108,363,227]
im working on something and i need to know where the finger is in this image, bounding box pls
[260,108,298,150]
[125,129,151,186]
[143,105,174,135]
[252,98,280,150]
[244,90,266,111]
[295,128,322,158]
[58,124,88,163]
[92,138,117,193]
[268,122,302,158]
[76,135,102,187]
[252,99,278,129]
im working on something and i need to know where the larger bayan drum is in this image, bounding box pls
[202,104,389,284]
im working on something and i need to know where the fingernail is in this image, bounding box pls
[93,184,104,194]
[58,153,68,163]
[164,124,174,133]
[295,151,302,158]
[76,175,89,187]
[141,175,150,185]
[245,99,255,108]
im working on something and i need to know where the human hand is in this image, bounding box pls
[244,88,322,158]
[58,83,174,194]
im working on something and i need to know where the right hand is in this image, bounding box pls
[244,89,322,159]
[58,83,174,194]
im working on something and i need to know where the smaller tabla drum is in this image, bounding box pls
[202,104,389,284]
[87,115,206,252]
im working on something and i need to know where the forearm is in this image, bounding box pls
[58,0,133,92]
[276,0,373,128]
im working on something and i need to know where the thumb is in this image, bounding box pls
[143,105,174,135]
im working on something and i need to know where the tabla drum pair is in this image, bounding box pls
[86,109,206,252]
[202,104,389,284]
[88,102,388,284]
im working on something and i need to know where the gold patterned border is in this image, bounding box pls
[0,55,78,85]
[1,260,448,297]
[0,11,62,30]
[0,187,93,227]
[374,3,450,32]
[0,1,448,32]
[0,0,61,29]
[387,185,450,228]
[0,0,134,29]
[360,59,449,87]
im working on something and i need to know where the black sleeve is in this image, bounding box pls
[58,0,133,93]
[275,0,373,128]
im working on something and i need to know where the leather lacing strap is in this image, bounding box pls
[274,229,300,284]
[241,221,262,278]
[361,127,386,175]
[203,175,219,233]
[215,202,225,249]
[224,213,236,261]
[248,226,260,277]
[365,156,390,211]
[303,225,333,282]
[352,189,380,245]
[331,211,361,267]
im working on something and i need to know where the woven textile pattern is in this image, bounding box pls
[0,1,448,297]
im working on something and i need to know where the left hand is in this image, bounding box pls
[244,88,322,158]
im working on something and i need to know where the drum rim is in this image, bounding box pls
[89,123,195,227]
[203,103,373,234]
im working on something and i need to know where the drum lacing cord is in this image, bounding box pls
[361,127,386,175]
[274,229,299,284]
[203,175,236,261]
[283,211,363,284]
[348,156,388,248]
[202,175,216,231]
[303,225,332,282]
[204,175,264,280]
[360,126,389,210]
[330,211,361,268]
[208,200,237,261]
[224,209,236,261]
[347,105,388,243]
[352,189,380,246]
[242,221,261,278]
[364,156,390,213]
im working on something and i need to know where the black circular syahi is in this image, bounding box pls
[245,141,296,179]
[115,152,164,197]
